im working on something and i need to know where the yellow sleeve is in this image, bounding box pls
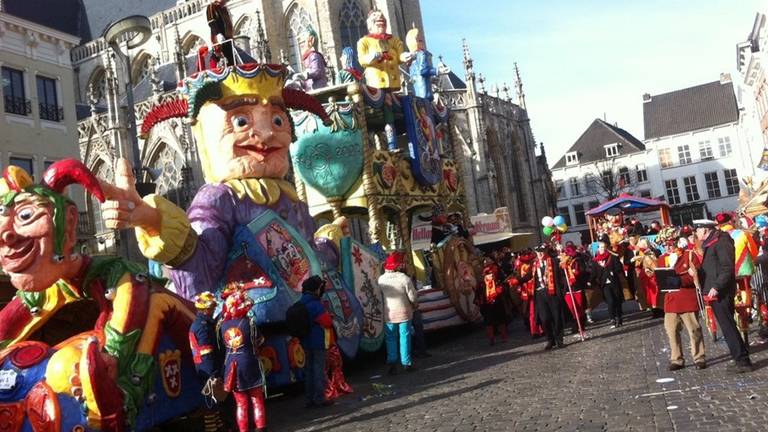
[135,194,198,266]
[357,37,376,67]
[314,223,344,251]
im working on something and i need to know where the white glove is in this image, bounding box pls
[216,33,226,44]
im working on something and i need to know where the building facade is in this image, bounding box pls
[642,76,756,224]
[438,41,556,244]
[737,12,768,174]
[550,118,651,243]
[0,9,81,184]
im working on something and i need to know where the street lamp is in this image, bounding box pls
[102,15,155,196]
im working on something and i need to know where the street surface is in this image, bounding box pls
[267,305,768,432]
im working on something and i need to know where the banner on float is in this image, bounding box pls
[410,211,433,250]
[470,207,512,236]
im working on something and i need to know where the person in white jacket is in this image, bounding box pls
[378,251,418,374]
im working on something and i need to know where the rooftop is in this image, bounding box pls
[552,119,645,170]
[643,79,739,140]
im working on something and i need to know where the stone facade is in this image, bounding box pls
[438,41,555,245]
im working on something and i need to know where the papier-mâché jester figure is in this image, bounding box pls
[101,63,348,301]
[0,160,199,431]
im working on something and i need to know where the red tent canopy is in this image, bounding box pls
[585,194,671,242]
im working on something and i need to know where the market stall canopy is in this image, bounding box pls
[586,193,670,216]
[471,207,533,248]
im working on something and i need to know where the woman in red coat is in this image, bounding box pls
[663,233,706,371]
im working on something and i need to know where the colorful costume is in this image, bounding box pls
[189,292,225,431]
[220,291,267,432]
[512,251,543,336]
[357,10,407,150]
[300,27,328,90]
[406,28,436,100]
[663,248,705,369]
[560,247,587,329]
[337,46,362,84]
[476,261,509,345]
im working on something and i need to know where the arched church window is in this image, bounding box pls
[147,143,190,208]
[182,35,206,56]
[132,53,153,84]
[285,4,313,72]
[88,68,107,104]
[339,0,366,54]
[235,15,253,37]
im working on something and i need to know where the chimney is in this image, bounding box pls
[642,93,651,102]
[720,73,732,84]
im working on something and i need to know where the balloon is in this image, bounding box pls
[543,226,555,236]
[756,214,768,228]
[541,216,554,227]
[557,224,568,233]
[553,215,565,226]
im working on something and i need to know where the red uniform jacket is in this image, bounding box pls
[663,251,700,313]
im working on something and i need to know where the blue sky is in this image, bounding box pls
[421,0,764,165]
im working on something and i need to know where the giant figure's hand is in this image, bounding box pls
[98,158,162,235]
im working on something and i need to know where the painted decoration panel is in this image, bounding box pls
[321,271,363,359]
[291,103,363,198]
[402,95,442,186]
[341,237,385,352]
[221,210,321,325]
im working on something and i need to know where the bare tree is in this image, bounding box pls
[584,157,636,201]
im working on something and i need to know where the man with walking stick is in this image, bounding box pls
[695,219,753,373]
[560,245,587,340]
[534,244,566,350]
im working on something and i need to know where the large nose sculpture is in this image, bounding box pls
[0,227,18,245]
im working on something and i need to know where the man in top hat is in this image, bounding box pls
[695,219,752,372]
[534,244,565,350]
[378,252,418,373]
[206,0,235,66]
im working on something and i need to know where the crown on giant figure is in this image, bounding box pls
[180,64,288,120]
[140,63,330,137]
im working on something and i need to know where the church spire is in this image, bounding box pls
[514,62,526,110]
[462,38,474,82]
[253,10,272,62]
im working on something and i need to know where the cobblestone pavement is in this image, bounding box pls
[265,304,768,432]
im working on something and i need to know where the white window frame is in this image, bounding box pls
[604,143,619,158]
[565,152,579,165]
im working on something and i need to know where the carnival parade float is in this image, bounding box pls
[0,15,485,432]
[0,161,202,431]
[289,15,481,342]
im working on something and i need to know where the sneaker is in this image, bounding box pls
[668,363,684,371]
[695,362,707,370]
[586,314,595,324]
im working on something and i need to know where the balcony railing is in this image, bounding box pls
[4,96,32,116]
[39,103,64,122]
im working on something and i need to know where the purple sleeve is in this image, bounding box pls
[305,52,326,80]
[171,185,236,299]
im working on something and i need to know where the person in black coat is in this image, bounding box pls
[533,244,566,350]
[591,240,625,328]
[695,219,752,372]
